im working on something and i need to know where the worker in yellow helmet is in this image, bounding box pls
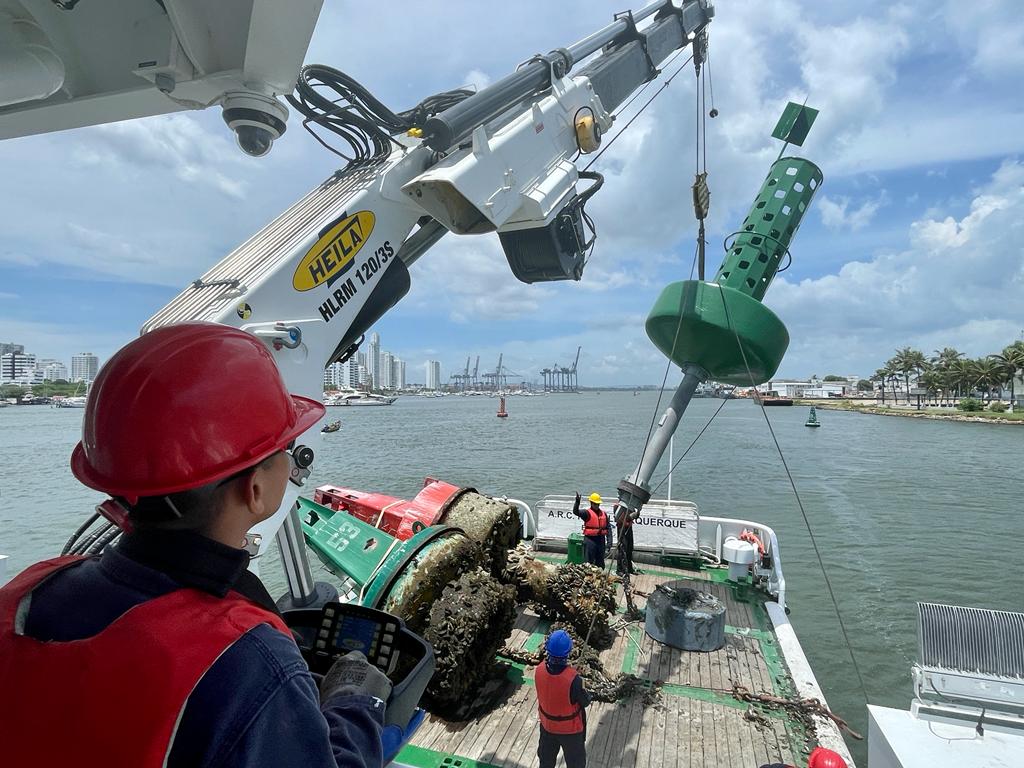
[573,491,611,568]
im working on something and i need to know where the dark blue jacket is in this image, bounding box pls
[23,529,384,768]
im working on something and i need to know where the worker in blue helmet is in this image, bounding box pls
[535,629,591,768]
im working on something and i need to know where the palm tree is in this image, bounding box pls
[971,357,1003,402]
[891,347,927,400]
[950,358,974,400]
[918,370,943,405]
[887,370,902,403]
[871,368,889,403]
[931,347,964,370]
[989,342,1024,404]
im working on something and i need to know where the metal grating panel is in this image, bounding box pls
[142,162,385,331]
[918,602,1024,679]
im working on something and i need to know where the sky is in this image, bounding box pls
[1,0,1022,387]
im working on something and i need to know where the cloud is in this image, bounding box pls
[463,69,491,92]
[72,114,250,199]
[405,235,557,322]
[945,0,1024,79]
[3,0,1023,386]
[818,194,884,231]
[770,159,1024,375]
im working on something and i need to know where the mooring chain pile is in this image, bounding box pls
[731,684,864,740]
[501,624,660,707]
[505,547,620,646]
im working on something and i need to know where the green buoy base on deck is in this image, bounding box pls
[646,280,789,386]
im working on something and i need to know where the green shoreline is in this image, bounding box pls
[796,400,1024,425]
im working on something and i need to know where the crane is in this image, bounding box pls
[1,0,717,608]
[472,356,480,389]
[570,346,582,391]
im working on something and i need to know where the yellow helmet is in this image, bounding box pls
[588,492,602,504]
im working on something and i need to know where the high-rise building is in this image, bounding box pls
[356,351,367,370]
[71,353,99,383]
[37,359,67,382]
[323,361,345,390]
[347,358,360,389]
[426,360,441,390]
[1,351,36,385]
[396,360,406,390]
[380,351,394,389]
[368,333,381,390]
[0,343,24,356]
[357,364,367,386]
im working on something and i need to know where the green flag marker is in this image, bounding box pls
[771,102,819,147]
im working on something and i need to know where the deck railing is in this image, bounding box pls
[511,494,787,610]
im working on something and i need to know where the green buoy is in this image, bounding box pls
[618,103,823,512]
[646,151,822,384]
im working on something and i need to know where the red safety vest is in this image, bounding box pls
[535,664,584,734]
[582,506,608,537]
[0,556,292,768]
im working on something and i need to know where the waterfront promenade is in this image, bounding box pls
[797,399,1024,425]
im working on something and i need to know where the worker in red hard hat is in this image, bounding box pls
[0,323,389,768]
[536,629,591,768]
[573,491,612,568]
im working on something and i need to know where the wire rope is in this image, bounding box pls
[715,282,871,706]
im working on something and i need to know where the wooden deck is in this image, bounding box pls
[400,563,804,768]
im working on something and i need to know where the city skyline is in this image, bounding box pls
[1,344,98,387]
[2,2,1021,386]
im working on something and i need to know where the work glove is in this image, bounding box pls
[320,650,393,705]
[575,491,581,505]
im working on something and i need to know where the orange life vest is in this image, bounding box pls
[582,506,608,537]
[535,664,584,734]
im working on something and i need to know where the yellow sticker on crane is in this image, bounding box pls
[293,211,375,292]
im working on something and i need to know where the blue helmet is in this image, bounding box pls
[545,629,573,659]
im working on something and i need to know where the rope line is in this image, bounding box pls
[715,282,871,707]
[649,397,728,495]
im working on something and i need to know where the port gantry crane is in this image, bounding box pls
[569,345,582,391]
[0,0,717,608]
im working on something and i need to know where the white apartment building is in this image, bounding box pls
[368,333,381,389]
[380,351,394,389]
[1,351,36,385]
[323,361,346,390]
[426,360,441,390]
[71,353,99,383]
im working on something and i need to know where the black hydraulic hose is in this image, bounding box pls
[85,526,123,556]
[67,521,113,556]
[61,511,99,556]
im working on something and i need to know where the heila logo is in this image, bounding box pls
[293,211,375,292]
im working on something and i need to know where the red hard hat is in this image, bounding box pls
[808,747,847,768]
[71,322,324,503]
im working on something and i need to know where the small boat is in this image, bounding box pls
[805,406,821,428]
[321,420,341,433]
[496,396,508,418]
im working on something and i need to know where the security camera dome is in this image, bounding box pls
[235,124,274,157]
[221,92,288,158]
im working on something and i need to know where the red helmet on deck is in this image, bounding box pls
[808,747,848,768]
[71,322,324,504]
